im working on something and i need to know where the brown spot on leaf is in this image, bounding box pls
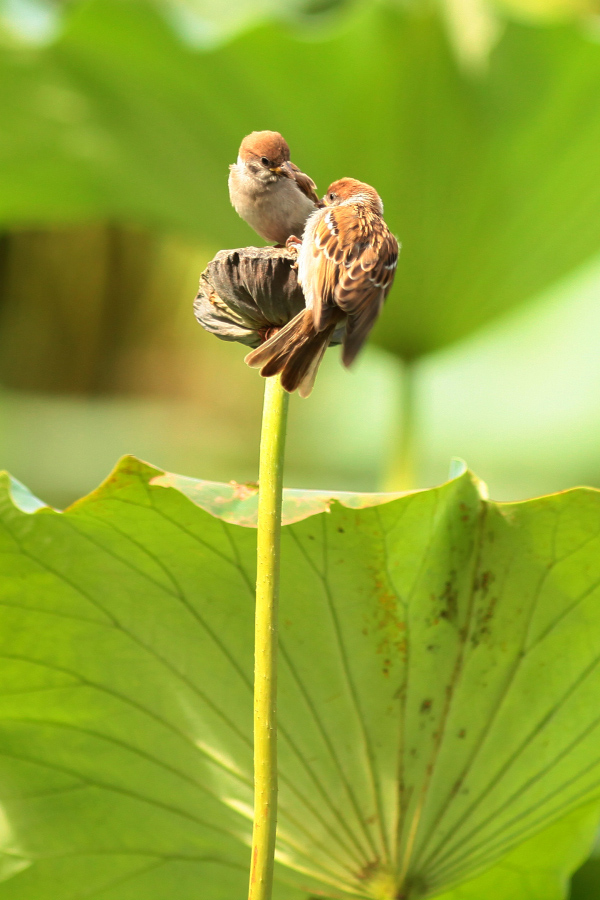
[356,859,380,881]
[229,480,259,500]
[438,570,458,624]
[471,581,498,646]
[372,575,407,669]
[479,570,495,597]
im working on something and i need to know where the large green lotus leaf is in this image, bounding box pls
[151,470,406,526]
[2,457,600,898]
[434,800,600,899]
[3,1,600,356]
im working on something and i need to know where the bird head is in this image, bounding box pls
[236,131,294,183]
[322,178,384,215]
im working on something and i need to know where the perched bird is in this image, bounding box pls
[245,177,399,397]
[228,131,321,245]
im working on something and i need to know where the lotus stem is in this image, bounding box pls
[248,374,289,900]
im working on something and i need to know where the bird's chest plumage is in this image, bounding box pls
[229,166,315,244]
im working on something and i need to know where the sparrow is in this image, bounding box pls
[245,177,399,398]
[228,131,321,245]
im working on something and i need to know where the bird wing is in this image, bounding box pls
[307,204,399,333]
[288,162,321,207]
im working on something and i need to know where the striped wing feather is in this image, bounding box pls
[288,162,321,207]
[309,205,398,363]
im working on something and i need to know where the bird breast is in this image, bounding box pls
[229,165,316,244]
[297,207,324,312]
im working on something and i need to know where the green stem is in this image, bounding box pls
[383,360,417,491]
[248,374,289,900]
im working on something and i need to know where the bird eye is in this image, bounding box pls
[328,192,336,202]
[260,157,270,167]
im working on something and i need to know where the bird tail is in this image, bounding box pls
[245,309,340,398]
[341,298,384,367]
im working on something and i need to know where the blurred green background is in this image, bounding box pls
[1,0,600,512]
[2,0,600,894]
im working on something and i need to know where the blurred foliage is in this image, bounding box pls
[1,0,600,361]
[1,0,598,48]
[0,224,170,393]
[0,0,598,502]
[491,0,600,21]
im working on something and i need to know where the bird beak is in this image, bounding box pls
[270,161,293,178]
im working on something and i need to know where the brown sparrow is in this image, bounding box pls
[245,177,399,397]
[228,131,321,245]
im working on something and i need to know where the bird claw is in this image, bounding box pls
[285,235,302,269]
[285,235,302,254]
[258,324,281,345]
